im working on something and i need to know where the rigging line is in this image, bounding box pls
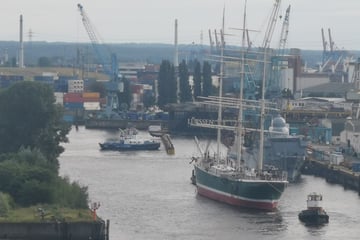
[266,181,285,194]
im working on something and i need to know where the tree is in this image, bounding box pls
[0,81,70,169]
[202,61,212,97]
[142,91,156,108]
[117,76,132,111]
[193,60,202,99]
[178,60,192,102]
[158,60,177,108]
[0,149,89,208]
[38,57,52,67]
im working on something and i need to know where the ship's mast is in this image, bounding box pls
[216,7,225,163]
[236,0,247,167]
[259,0,281,171]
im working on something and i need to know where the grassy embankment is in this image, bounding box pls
[0,205,94,223]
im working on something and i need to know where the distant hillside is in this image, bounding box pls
[0,67,108,80]
[0,41,358,68]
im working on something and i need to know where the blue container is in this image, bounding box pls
[127,112,139,120]
[64,102,84,109]
[352,162,360,172]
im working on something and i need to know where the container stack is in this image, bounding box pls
[68,79,84,93]
[82,92,101,111]
[0,75,24,88]
[63,93,84,110]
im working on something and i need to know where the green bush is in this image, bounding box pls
[53,177,89,209]
[0,192,14,216]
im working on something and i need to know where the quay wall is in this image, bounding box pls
[0,221,107,240]
[85,118,166,130]
[303,158,360,195]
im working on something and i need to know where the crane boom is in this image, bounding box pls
[77,3,123,117]
[262,0,281,49]
[208,29,214,54]
[77,3,112,74]
[321,28,327,52]
[278,5,291,53]
[328,28,334,52]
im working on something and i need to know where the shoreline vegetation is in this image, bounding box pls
[0,81,93,223]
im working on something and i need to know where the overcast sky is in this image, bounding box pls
[1,0,359,50]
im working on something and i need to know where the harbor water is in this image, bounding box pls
[59,127,360,240]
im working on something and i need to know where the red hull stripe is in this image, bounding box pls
[197,184,278,210]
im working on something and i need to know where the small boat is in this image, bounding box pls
[99,128,161,151]
[298,192,329,225]
[148,124,169,137]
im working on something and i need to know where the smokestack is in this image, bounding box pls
[174,19,179,103]
[19,14,24,68]
[174,19,179,68]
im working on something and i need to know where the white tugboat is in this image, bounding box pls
[298,192,329,225]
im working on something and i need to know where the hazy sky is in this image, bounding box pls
[1,0,359,50]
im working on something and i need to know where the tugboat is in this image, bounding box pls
[298,192,329,225]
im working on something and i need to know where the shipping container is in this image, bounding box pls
[127,112,139,120]
[352,162,360,172]
[82,92,100,99]
[54,92,64,105]
[64,92,82,98]
[34,75,55,82]
[68,79,84,93]
[84,102,101,111]
[82,98,100,102]
[0,75,24,88]
[64,102,84,110]
[64,93,83,103]
[0,75,24,81]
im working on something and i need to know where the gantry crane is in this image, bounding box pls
[77,3,123,117]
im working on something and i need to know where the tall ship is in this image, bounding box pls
[189,1,288,211]
[190,100,289,210]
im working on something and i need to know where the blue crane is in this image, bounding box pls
[77,3,123,118]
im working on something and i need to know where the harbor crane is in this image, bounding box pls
[319,28,346,73]
[208,29,214,54]
[77,3,123,117]
[261,0,281,49]
[278,5,291,56]
[258,0,282,98]
[270,4,291,95]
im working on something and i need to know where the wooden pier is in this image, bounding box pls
[161,134,175,155]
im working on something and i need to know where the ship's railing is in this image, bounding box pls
[223,167,287,181]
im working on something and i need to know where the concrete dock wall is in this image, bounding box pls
[0,221,106,240]
[303,158,360,194]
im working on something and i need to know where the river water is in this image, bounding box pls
[59,126,360,240]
